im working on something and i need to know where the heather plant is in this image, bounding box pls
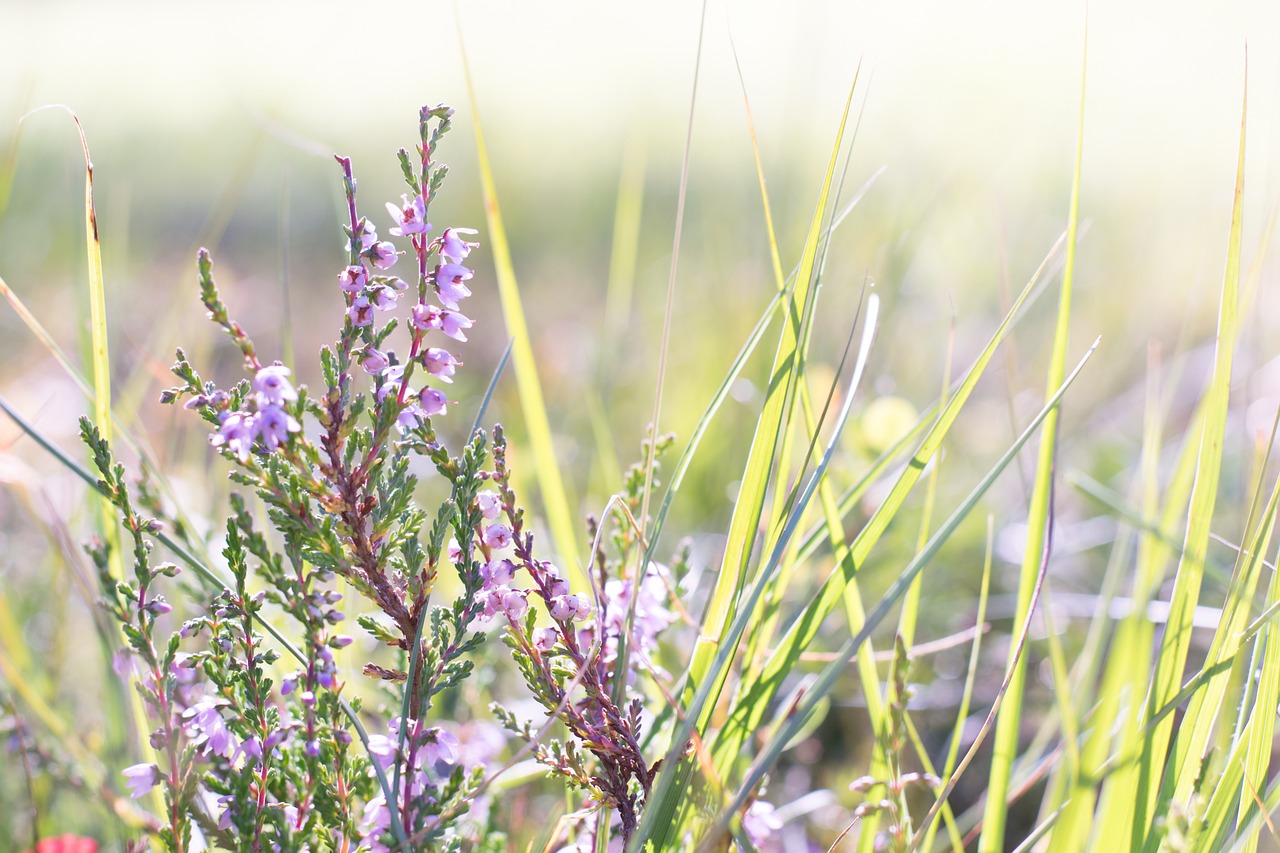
[75,104,692,852]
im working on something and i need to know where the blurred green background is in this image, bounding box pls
[4,0,1280,847]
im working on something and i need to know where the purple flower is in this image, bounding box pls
[439,227,479,263]
[423,347,460,383]
[394,402,423,433]
[359,347,390,375]
[411,303,443,333]
[122,763,161,799]
[418,387,448,417]
[421,727,460,768]
[348,295,374,327]
[144,597,172,616]
[256,404,301,452]
[253,365,297,406]
[210,411,256,462]
[387,193,430,237]
[742,800,783,850]
[500,589,528,620]
[183,698,235,758]
[339,264,368,293]
[440,310,473,342]
[534,627,559,652]
[434,263,473,309]
[482,523,512,550]
[368,241,399,270]
[369,285,398,312]
[476,491,501,519]
[481,558,514,589]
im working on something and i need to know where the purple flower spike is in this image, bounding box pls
[387,193,430,237]
[439,227,479,263]
[368,241,399,270]
[210,411,256,462]
[339,264,369,293]
[122,763,161,799]
[423,347,460,383]
[434,263,473,310]
[440,309,473,342]
[256,404,301,452]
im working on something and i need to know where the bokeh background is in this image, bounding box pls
[4,0,1280,848]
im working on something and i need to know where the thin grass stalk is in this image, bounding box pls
[1133,70,1247,851]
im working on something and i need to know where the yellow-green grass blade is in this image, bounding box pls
[651,77,861,847]
[684,76,859,715]
[636,292,880,851]
[1235,511,1280,852]
[1163,419,1280,819]
[920,516,994,853]
[1135,73,1247,850]
[710,230,1069,780]
[978,24,1088,851]
[461,57,585,592]
[713,342,1099,849]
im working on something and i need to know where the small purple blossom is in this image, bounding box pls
[421,727,460,768]
[210,411,256,462]
[183,698,235,758]
[339,264,369,293]
[742,800,783,850]
[440,309,473,342]
[359,347,390,375]
[253,365,298,406]
[396,401,425,433]
[423,347,460,383]
[387,193,430,237]
[534,626,559,652]
[256,404,301,452]
[348,295,374,327]
[482,523,512,550]
[122,763,161,799]
[439,227,479,263]
[481,558,514,589]
[411,303,443,332]
[368,241,399,270]
[144,597,172,616]
[434,263,473,309]
[477,491,501,519]
[418,387,448,417]
[369,285,398,312]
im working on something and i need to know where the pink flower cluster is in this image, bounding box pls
[207,364,302,462]
[348,191,480,433]
[358,718,462,851]
[467,489,593,634]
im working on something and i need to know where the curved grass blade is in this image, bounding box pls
[634,292,879,851]
[1134,68,1247,851]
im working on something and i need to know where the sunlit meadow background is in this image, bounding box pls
[4,0,1280,849]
